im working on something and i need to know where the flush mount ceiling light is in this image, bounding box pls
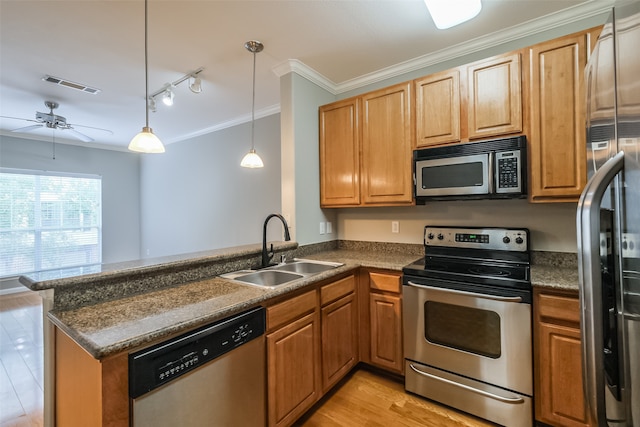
[240,40,265,169]
[149,67,204,109]
[128,0,165,153]
[424,0,482,29]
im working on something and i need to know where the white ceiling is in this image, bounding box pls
[0,0,611,151]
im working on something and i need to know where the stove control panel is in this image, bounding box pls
[424,226,529,252]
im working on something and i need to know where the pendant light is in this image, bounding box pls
[240,40,264,168]
[129,0,165,153]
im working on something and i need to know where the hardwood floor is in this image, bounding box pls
[295,368,494,427]
[0,292,44,427]
[0,292,493,427]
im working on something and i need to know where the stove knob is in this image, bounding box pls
[515,237,524,244]
[437,233,444,240]
[503,236,511,244]
[427,233,434,240]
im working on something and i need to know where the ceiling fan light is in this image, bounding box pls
[129,126,165,153]
[162,87,174,106]
[424,0,482,29]
[240,148,264,168]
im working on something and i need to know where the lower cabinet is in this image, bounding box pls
[366,270,404,374]
[534,288,591,427]
[266,274,358,427]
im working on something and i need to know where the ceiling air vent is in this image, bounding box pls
[42,75,101,94]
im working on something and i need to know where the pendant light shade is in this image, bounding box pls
[241,40,264,168]
[129,0,165,153]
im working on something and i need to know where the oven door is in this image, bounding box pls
[403,278,532,395]
[415,153,490,197]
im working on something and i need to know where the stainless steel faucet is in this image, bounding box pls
[261,214,291,268]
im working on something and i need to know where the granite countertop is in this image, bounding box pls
[44,240,578,360]
[48,248,421,360]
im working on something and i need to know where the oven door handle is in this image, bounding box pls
[406,281,523,303]
[408,364,525,404]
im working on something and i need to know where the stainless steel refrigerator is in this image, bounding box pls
[578,1,640,425]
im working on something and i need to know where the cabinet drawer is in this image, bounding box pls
[320,275,355,306]
[267,290,317,331]
[536,290,580,325]
[369,272,401,293]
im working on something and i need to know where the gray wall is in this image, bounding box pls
[139,114,282,258]
[0,135,142,291]
[280,73,337,245]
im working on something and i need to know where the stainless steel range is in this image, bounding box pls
[402,226,533,427]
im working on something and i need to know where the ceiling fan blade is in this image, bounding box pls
[69,123,113,135]
[11,124,44,132]
[65,128,94,143]
[0,115,39,122]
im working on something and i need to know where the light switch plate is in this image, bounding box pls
[319,222,326,235]
[326,222,332,234]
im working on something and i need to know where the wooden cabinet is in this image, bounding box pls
[367,271,403,373]
[415,69,461,146]
[320,275,358,392]
[266,290,321,427]
[527,28,601,202]
[467,52,523,139]
[534,288,591,427]
[319,83,414,207]
[360,82,414,205]
[319,97,360,206]
[55,328,129,427]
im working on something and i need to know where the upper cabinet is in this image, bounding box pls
[360,82,414,206]
[414,52,523,148]
[415,69,461,147]
[527,28,599,202]
[466,53,523,139]
[319,98,360,207]
[320,82,414,208]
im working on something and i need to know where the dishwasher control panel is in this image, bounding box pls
[129,306,265,399]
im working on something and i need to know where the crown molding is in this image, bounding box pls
[275,0,613,95]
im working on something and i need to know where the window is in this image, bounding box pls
[0,168,102,278]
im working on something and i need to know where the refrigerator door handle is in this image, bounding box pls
[577,150,625,426]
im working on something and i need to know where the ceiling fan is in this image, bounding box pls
[1,100,113,143]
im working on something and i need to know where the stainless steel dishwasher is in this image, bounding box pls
[129,306,266,427]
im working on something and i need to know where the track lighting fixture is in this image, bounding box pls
[189,75,202,94]
[149,67,204,109]
[162,86,175,106]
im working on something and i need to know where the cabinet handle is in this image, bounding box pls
[406,281,522,303]
[408,364,525,404]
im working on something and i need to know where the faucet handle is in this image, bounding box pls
[280,254,287,264]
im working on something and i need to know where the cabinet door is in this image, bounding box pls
[467,52,523,139]
[319,97,360,207]
[534,290,590,427]
[415,69,461,147]
[528,32,588,202]
[360,82,414,205]
[267,312,320,427]
[321,292,358,392]
[369,292,403,373]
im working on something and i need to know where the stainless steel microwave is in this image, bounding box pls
[414,135,527,202]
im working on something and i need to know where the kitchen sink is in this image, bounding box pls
[220,258,343,288]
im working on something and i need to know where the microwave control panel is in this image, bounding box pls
[495,150,522,193]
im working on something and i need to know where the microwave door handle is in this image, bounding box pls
[406,281,522,303]
[576,150,624,426]
[488,152,495,194]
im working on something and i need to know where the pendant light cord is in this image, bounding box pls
[251,51,256,151]
[144,0,150,128]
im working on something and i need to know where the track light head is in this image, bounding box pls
[162,86,174,106]
[189,75,202,94]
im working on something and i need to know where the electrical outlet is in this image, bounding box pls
[392,221,399,233]
[326,221,332,234]
[319,222,326,235]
